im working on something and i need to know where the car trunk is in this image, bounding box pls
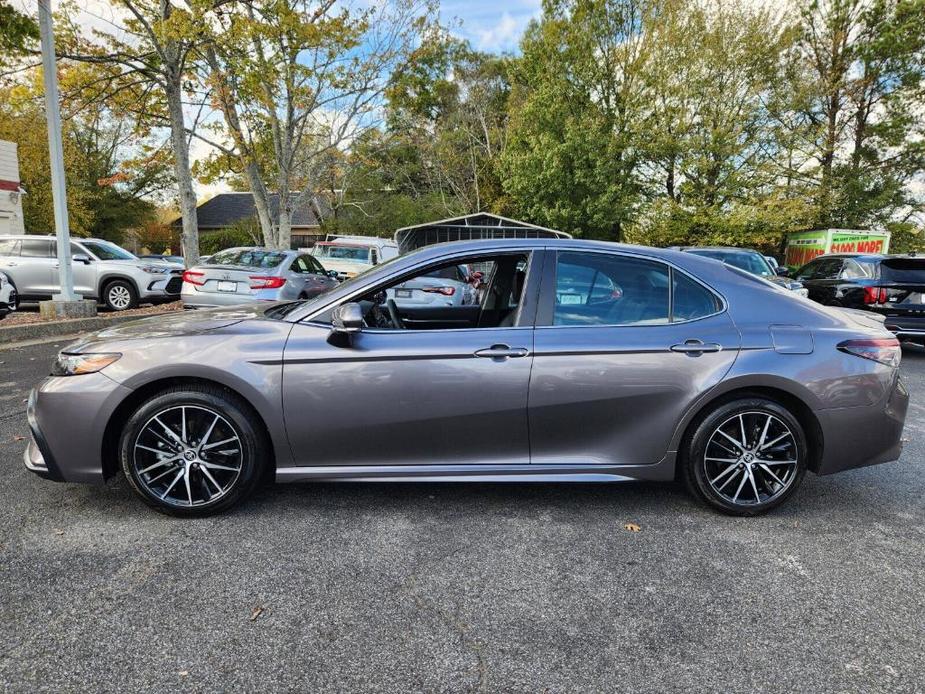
[189,264,276,298]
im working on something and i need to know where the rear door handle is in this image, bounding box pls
[670,339,722,354]
[474,344,530,359]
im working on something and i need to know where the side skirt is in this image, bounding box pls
[276,456,676,484]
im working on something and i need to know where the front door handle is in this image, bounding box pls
[670,339,722,354]
[474,344,530,359]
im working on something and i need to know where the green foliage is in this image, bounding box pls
[0,1,39,54]
[885,221,925,254]
[0,71,169,243]
[199,218,262,255]
[502,0,649,241]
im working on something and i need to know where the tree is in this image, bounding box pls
[198,0,432,249]
[502,0,652,241]
[0,75,167,241]
[58,0,217,264]
[779,0,925,228]
[0,1,39,54]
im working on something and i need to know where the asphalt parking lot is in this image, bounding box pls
[1,339,923,693]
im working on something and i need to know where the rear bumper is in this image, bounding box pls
[814,372,909,475]
[23,373,133,484]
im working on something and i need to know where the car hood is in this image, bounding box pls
[106,258,182,269]
[65,305,264,353]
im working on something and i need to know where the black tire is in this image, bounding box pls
[682,397,807,516]
[119,385,268,517]
[103,279,138,311]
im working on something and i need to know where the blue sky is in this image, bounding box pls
[439,0,541,53]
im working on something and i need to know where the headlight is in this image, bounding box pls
[52,352,121,376]
[137,265,169,274]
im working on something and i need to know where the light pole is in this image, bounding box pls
[38,0,80,305]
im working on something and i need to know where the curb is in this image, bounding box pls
[0,311,174,346]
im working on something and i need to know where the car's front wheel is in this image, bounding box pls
[103,279,138,311]
[119,385,268,516]
[683,397,807,516]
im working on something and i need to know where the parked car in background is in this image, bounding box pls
[181,247,338,308]
[0,235,183,310]
[0,270,16,319]
[139,254,185,265]
[310,235,399,280]
[676,246,808,297]
[386,264,478,307]
[793,253,925,345]
[25,239,907,517]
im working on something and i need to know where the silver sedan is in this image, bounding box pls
[181,247,338,308]
[25,238,908,517]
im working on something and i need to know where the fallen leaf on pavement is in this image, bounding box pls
[250,605,265,621]
[53,529,64,536]
[12,436,25,442]
[179,670,189,677]
[623,523,642,532]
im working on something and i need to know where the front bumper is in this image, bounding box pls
[138,274,183,300]
[23,372,133,484]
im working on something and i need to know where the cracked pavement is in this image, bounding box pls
[1,339,923,692]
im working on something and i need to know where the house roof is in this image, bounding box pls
[394,212,571,254]
[174,192,324,228]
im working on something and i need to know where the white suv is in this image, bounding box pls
[0,235,182,311]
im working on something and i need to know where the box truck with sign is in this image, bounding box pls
[784,229,890,269]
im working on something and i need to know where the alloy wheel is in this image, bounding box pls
[131,405,243,508]
[108,285,132,310]
[703,411,799,506]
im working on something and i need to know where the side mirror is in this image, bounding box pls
[332,302,364,334]
[72,253,92,264]
[327,270,340,279]
[776,267,790,277]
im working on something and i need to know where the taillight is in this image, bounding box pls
[182,270,205,286]
[249,275,286,290]
[838,338,901,368]
[422,286,456,296]
[863,287,888,304]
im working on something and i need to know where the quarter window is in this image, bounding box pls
[672,271,722,321]
[0,239,19,255]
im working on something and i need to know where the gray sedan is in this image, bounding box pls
[181,247,338,308]
[25,238,908,517]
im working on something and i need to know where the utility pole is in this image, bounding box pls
[38,0,82,308]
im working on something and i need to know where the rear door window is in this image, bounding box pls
[553,252,670,326]
[20,239,52,258]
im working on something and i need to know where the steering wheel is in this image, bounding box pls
[386,298,406,330]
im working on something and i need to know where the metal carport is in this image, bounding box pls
[394,213,571,254]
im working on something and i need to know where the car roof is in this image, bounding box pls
[680,246,763,254]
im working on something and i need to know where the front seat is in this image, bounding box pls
[498,269,526,327]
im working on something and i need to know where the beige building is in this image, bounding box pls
[0,140,25,235]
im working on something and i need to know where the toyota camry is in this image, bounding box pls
[24,239,908,516]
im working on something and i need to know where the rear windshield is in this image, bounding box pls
[209,249,286,269]
[881,258,925,283]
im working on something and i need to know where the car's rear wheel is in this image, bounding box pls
[119,386,267,516]
[103,279,138,311]
[683,397,807,516]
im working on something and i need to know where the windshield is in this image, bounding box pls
[81,241,136,261]
[688,249,773,277]
[209,248,286,269]
[313,244,371,263]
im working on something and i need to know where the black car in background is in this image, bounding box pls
[794,253,925,344]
